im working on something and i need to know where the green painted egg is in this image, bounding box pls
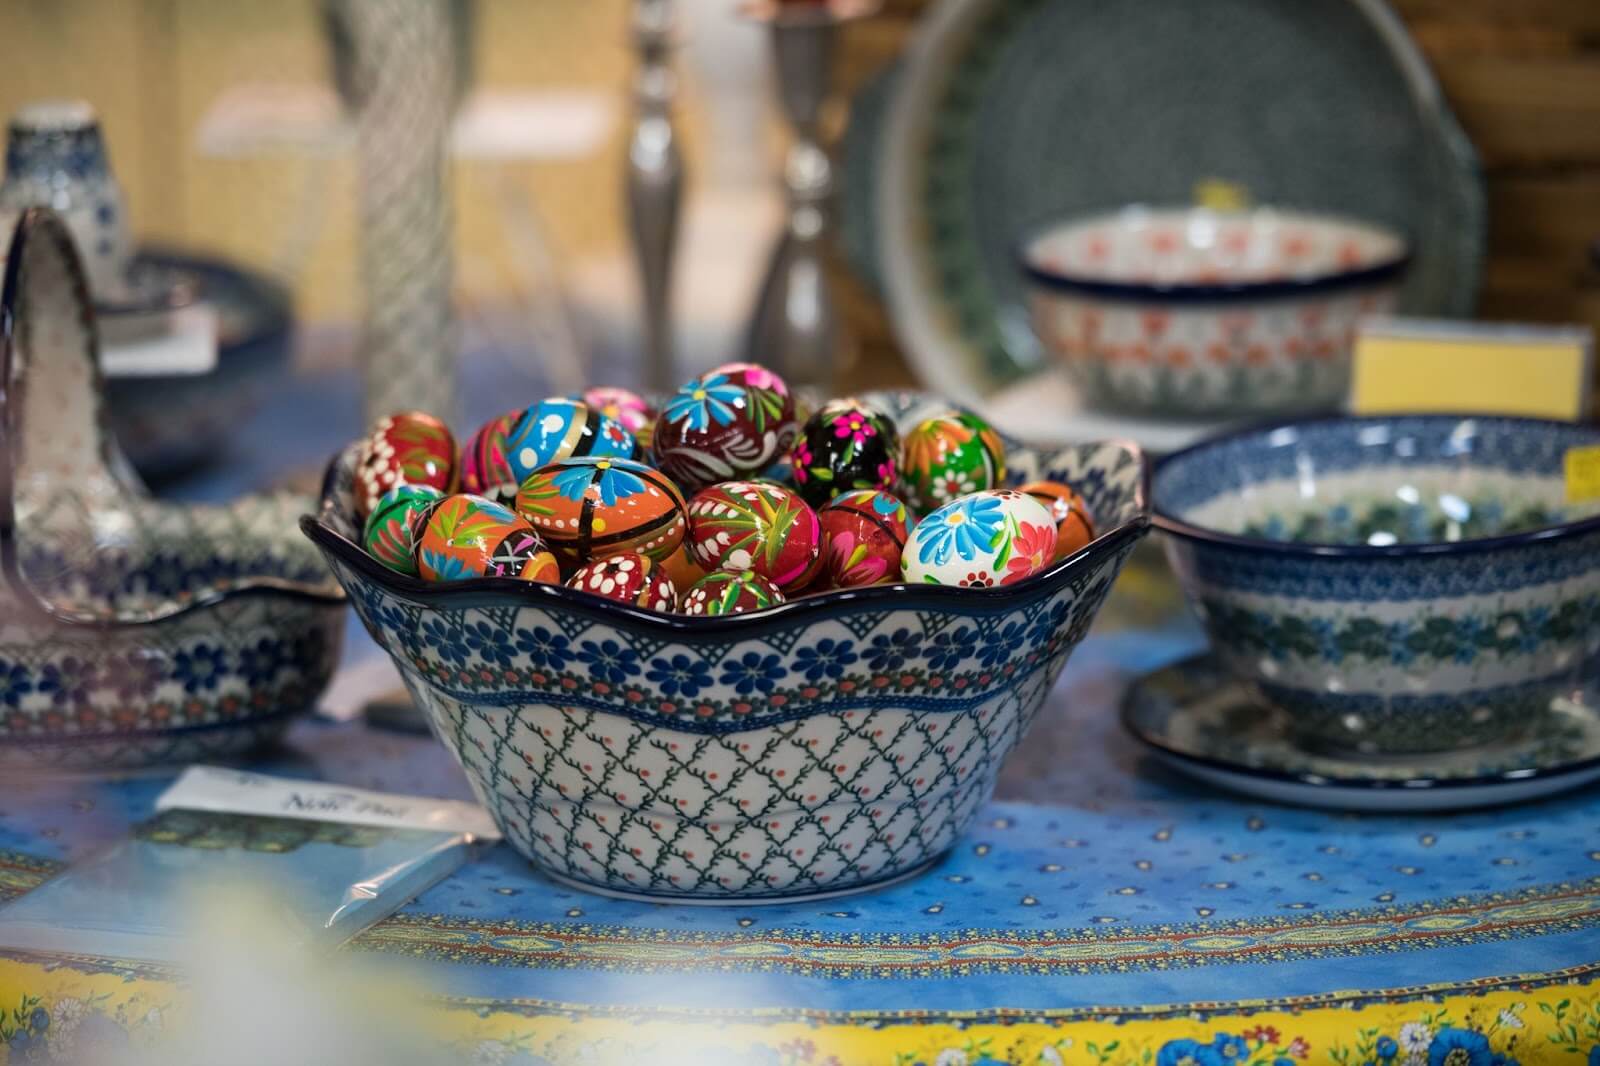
[362,484,445,575]
[899,410,1006,514]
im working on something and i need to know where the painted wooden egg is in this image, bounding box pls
[790,398,900,508]
[1018,479,1097,559]
[503,398,636,488]
[901,489,1057,588]
[660,539,707,593]
[514,456,687,565]
[415,494,560,583]
[566,552,677,611]
[460,409,521,504]
[581,386,654,436]
[679,569,786,616]
[652,362,799,492]
[362,484,445,575]
[899,410,1006,515]
[354,410,456,519]
[686,480,822,592]
[819,489,912,589]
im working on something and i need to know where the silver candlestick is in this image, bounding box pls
[741,0,877,393]
[627,0,684,395]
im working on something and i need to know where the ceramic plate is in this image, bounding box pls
[870,0,1485,418]
[1121,654,1600,812]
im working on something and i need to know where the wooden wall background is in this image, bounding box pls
[834,0,1600,385]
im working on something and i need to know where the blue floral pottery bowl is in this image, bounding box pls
[303,393,1149,902]
[1153,414,1600,756]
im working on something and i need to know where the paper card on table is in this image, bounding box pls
[1566,445,1600,503]
[1348,317,1593,421]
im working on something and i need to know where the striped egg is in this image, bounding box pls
[566,552,677,612]
[415,494,560,583]
[514,456,687,566]
[504,398,636,488]
[679,569,785,616]
[686,480,822,593]
[460,409,521,504]
[362,483,445,575]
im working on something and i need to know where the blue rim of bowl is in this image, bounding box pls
[1151,411,1600,559]
[301,446,1152,637]
[1016,208,1413,304]
[1118,659,1600,793]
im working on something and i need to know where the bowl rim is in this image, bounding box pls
[1016,205,1413,303]
[1151,411,1600,559]
[301,441,1152,634]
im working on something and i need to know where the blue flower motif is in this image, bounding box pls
[1388,621,1415,665]
[1156,1038,1222,1066]
[0,661,33,707]
[1376,1036,1398,1060]
[793,638,858,682]
[28,1007,47,1032]
[926,625,974,673]
[975,621,1027,669]
[1587,1047,1600,1066]
[1521,606,1551,653]
[420,548,473,581]
[646,654,713,698]
[464,620,514,668]
[867,628,924,672]
[1212,1034,1249,1062]
[236,638,286,686]
[514,626,570,671]
[662,373,745,431]
[173,645,227,694]
[719,652,786,695]
[424,617,471,665]
[577,638,639,685]
[915,494,1004,567]
[1027,603,1068,646]
[1427,1028,1492,1066]
[590,462,647,507]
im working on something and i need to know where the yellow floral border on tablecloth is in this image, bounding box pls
[1,951,1597,1064]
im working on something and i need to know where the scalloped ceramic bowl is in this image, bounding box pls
[303,393,1149,902]
[0,209,345,773]
[1153,414,1600,757]
[1021,206,1410,417]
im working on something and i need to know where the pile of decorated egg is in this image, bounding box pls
[652,361,798,492]
[818,489,912,588]
[415,494,560,583]
[899,410,1005,515]
[567,552,677,611]
[790,398,899,508]
[901,489,1057,588]
[362,484,445,575]
[686,480,822,593]
[515,456,686,566]
[1019,479,1096,560]
[680,569,786,616]
[354,411,456,519]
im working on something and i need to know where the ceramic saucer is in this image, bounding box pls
[1121,654,1600,812]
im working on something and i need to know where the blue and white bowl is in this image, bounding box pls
[304,393,1149,902]
[1153,414,1600,755]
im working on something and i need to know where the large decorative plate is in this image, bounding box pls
[871,0,1485,413]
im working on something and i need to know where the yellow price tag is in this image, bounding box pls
[1193,179,1249,212]
[1566,445,1600,503]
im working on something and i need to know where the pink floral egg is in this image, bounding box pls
[581,386,655,436]
[819,489,912,588]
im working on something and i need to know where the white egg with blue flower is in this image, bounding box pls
[902,489,1059,588]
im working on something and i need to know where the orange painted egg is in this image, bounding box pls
[415,494,559,583]
[659,539,707,592]
[354,410,456,519]
[819,489,912,588]
[1018,479,1097,559]
[686,480,822,593]
[566,552,677,611]
[679,569,785,616]
[514,457,687,566]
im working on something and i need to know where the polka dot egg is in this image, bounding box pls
[566,552,677,611]
[515,456,686,566]
[819,489,912,588]
[899,410,1005,515]
[504,398,636,488]
[415,494,561,583]
[686,480,822,593]
[680,569,786,616]
[362,483,445,575]
[901,489,1058,588]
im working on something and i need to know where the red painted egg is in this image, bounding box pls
[415,494,559,583]
[566,552,677,611]
[679,569,785,616]
[354,411,456,519]
[514,457,686,566]
[581,386,654,436]
[652,362,799,492]
[1018,479,1097,559]
[819,489,912,588]
[686,480,822,592]
[460,410,521,504]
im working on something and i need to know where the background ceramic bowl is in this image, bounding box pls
[304,393,1150,902]
[1020,207,1409,417]
[1153,414,1600,756]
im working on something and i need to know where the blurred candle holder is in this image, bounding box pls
[740,0,878,393]
[628,0,683,395]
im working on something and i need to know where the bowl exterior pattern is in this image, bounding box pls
[311,400,1148,899]
[1157,418,1600,754]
